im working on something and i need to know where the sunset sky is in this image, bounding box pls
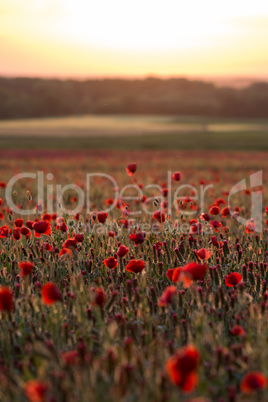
[1,0,268,79]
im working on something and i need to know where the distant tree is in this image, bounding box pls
[0,77,267,119]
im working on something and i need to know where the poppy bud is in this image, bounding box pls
[172,172,181,181]
[126,163,137,176]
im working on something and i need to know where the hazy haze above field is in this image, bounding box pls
[1,0,268,79]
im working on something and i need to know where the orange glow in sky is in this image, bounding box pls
[1,0,268,79]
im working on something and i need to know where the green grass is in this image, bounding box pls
[0,131,267,151]
[0,114,267,151]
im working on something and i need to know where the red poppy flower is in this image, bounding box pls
[158,286,177,306]
[97,211,108,224]
[26,220,34,230]
[106,198,114,206]
[13,227,21,240]
[196,248,211,261]
[20,226,31,237]
[62,237,77,249]
[117,245,129,258]
[209,206,220,215]
[153,210,166,223]
[42,242,53,252]
[190,219,197,225]
[59,222,68,232]
[215,198,226,206]
[266,206,268,215]
[126,163,137,176]
[182,262,207,282]
[125,259,145,273]
[61,350,80,365]
[241,372,266,393]
[172,172,181,181]
[103,257,118,269]
[154,241,162,251]
[190,223,202,235]
[165,345,200,393]
[0,225,9,238]
[59,248,72,259]
[14,218,24,228]
[115,199,125,209]
[225,272,242,287]
[75,233,84,243]
[211,236,220,248]
[230,325,245,336]
[23,380,49,402]
[129,232,146,245]
[166,269,175,281]
[221,207,230,218]
[174,268,184,283]
[245,222,256,234]
[33,221,51,237]
[19,261,34,276]
[141,195,147,203]
[120,219,129,229]
[200,213,210,221]
[166,267,183,283]
[92,287,107,308]
[73,213,79,220]
[41,282,62,305]
[0,182,6,188]
[209,220,222,232]
[161,200,168,209]
[41,213,52,222]
[0,212,4,220]
[0,287,13,311]
[161,188,168,197]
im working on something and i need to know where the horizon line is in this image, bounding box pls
[1,73,268,84]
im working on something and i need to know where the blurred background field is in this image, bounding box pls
[1,77,268,152]
[0,114,267,151]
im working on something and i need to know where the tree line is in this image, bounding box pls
[0,76,268,119]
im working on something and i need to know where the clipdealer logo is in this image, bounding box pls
[4,170,264,233]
